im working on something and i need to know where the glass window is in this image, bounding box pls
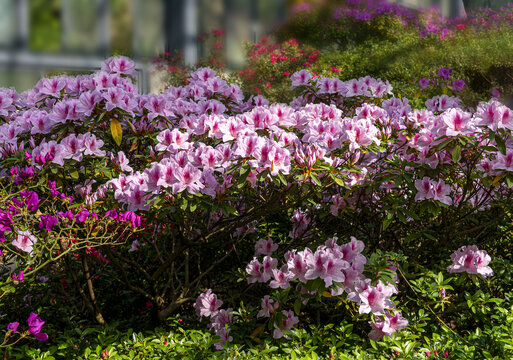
[0,0,16,47]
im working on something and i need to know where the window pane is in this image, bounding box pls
[132,0,164,58]
[61,0,101,53]
[0,0,15,47]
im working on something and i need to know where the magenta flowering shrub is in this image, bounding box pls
[0,56,511,349]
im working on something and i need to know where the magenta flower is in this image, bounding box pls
[12,271,24,282]
[448,245,493,278]
[27,313,48,341]
[7,322,19,332]
[27,313,44,335]
[39,214,58,231]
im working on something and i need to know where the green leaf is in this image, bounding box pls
[110,118,123,146]
[310,173,322,186]
[330,173,345,186]
[294,298,301,316]
[452,145,461,163]
[506,175,513,188]
[382,217,393,231]
[277,172,288,186]
[496,135,506,155]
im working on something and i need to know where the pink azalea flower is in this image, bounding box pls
[257,295,279,318]
[254,238,278,256]
[269,268,292,289]
[286,249,309,283]
[214,328,233,350]
[172,164,204,194]
[273,310,299,339]
[128,240,140,253]
[12,230,37,256]
[432,179,452,205]
[368,311,408,340]
[290,70,312,88]
[414,177,434,201]
[442,108,474,136]
[194,289,223,319]
[358,284,395,316]
[492,150,513,171]
[448,245,493,278]
[246,257,264,283]
[261,256,278,282]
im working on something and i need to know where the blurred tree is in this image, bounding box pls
[29,0,61,52]
[110,0,132,56]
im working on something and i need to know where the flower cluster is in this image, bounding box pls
[247,236,404,339]
[194,290,234,349]
[6,313,48,342]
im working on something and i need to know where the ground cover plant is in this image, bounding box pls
[0,54,512,359]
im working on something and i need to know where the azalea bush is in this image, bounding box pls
[1,56,513,359]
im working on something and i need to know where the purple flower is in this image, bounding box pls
[19,191,40,211]
[35,333,49,341]
[492,88,503,98]
[419,78,430,89]
[0,211,13,232]
[27,313,45,335]
[39,215,58,231]
[12,271,24,282]
[119,211,141,228]
[105,209,118,220]
[75,209,90,223]
[7,322,19,332]
[437,67,453,81]
[451,79,466,91]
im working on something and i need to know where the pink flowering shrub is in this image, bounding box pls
[1,56,511,350]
